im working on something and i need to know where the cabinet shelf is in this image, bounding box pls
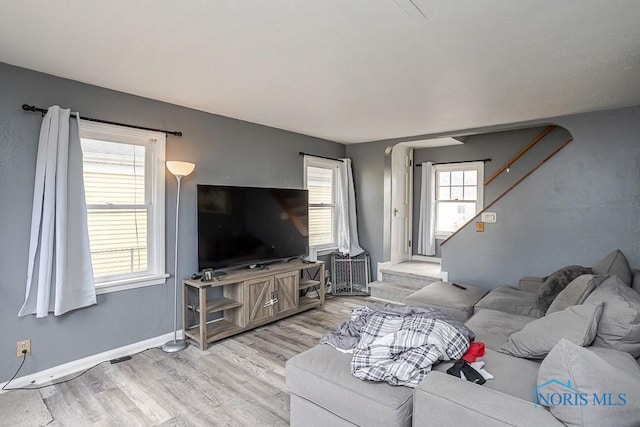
[195,297,242,314]
[298,298,322,311]
[185,319,244,343]
[299,279,321,290]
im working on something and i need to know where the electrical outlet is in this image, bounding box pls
[17,339,31,357]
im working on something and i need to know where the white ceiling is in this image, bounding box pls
[1,1,639,144]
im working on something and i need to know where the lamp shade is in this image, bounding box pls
[166,161,195,177]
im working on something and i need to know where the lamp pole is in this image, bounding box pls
[163,161,195,353]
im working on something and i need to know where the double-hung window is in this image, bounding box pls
[304,157,339,251]
[435,162,484,238]
[80,121,166,294]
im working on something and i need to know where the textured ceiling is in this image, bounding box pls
[1,1,639,143]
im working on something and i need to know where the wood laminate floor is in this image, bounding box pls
[0,296,371,427]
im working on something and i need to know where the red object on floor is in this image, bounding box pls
[462,342,485,363]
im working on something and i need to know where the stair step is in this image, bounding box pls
[380,269,441,289]
[368,281,424,305]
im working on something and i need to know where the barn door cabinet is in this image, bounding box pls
[183,260,324,350]
[245,271,299,326]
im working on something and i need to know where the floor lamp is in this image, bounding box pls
[163,161,196,353]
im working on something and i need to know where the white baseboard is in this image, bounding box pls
[0,330,182,393]
[411,255,441,264]
[377,261,392,281]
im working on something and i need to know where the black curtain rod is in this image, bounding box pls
[299,152,344,162]
[415,158,491,167]
[22,104,183,137]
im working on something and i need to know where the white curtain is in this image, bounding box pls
[417,161,436,256]
[19,106,96,318]
[336,158,364,256]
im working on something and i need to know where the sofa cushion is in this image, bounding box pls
[546,274,608,315]
[519,276,546,293]
[404,281,488,322]
[434,348,541,402]
[286,344,413,427]
[474,285,544,318]
[537,339,640,426]
[465,308,536,350]
[498,303,604,359]
[592,249,632,286]
[584,275,640,357]
[536,265,593,313]
[414,372,562,427]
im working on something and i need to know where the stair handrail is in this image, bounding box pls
[441,136,573,246]
[483,125,557,186]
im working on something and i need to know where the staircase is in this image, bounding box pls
[368,261,442,304]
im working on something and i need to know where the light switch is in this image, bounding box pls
[481,212,497,223]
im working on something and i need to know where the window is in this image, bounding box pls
[435,162,484,238]
[304,157,339,250]
[80,121,166,293]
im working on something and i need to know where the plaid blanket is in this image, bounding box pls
[321,304,474,387]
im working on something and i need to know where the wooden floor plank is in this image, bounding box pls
[106,365,173,424]
[1,296,371,426]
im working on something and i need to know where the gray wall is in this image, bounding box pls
[345,140,393,271]
[0,62,344,382]
[442,107,640,288]
[347,107,640,289]
[412,126,572,257]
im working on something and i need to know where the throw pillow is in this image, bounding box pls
[536,265,593,312]
[497,302,603,359]
[537,339,640,426]
[584,275,640,357]
[546,274,608,315]
[592,249,632,286]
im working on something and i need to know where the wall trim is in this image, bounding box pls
[411,255,441,264]
[0,331,182,393]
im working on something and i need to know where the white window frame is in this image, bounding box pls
[303,156,339,254]
[79,121,167,294]
[434,161,484,239]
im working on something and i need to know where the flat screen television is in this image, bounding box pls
[197,184,309,271]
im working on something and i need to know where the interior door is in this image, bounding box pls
[245,277,273,326]
[390,145,413,265]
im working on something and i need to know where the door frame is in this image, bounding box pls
[389,144,413,266]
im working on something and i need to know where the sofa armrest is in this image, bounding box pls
[413,372,562,427]
[519,276,545,293]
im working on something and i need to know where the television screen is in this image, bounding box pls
[197,185,309,271]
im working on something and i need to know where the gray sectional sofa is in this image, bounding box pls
[286,250,640,426]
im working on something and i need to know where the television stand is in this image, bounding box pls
[183,260,325,350]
